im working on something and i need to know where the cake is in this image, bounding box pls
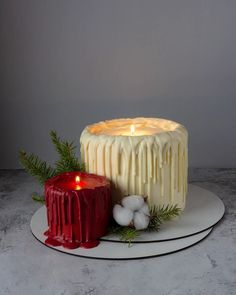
[80,117,188,209]
[44,171,111,249]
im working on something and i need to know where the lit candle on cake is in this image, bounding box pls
[130,124,135,136]
[75,175,82,190]
[80,118,188,209]
[44,171,111,249]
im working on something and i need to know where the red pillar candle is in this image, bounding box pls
[44,171,111,249]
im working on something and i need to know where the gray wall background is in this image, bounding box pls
[1,0,236,169]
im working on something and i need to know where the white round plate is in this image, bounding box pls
[31,206,212,259]
[102,184,224,242]
[30,184,221,259]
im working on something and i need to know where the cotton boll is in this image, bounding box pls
[121,195,144,211]
[133,212,150,230]
[139,203,150,216]
[113,204,134,226]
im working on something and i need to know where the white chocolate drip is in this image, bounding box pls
[80,118,188,209]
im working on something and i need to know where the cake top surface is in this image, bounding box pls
[85,117,186,137]
[45,171,110,191]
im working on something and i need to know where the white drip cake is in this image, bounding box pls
[80,117,188,210]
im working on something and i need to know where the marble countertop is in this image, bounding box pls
[0,169,235,295]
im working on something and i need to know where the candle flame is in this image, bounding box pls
[75,176,80,183]
[130,124,135,136]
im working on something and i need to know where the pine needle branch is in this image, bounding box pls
[109,225,140,247]
[19,150,56,185]
[148,204,181,231]
[50,130,85,173]
[32,193,45,204]
[147,212,162,231]
[157,204,181,221]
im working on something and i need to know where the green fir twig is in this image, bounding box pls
[50,130,86,174]
[148,204,181,231]
[32,193,45,204]
[19,151,56,185]
[109,225,140,247]
[19,131,86,188]
[156,204,181,221]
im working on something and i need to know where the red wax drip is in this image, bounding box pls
[44,172,111,249]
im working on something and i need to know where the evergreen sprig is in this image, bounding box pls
[19,150,56,185]
[148,204,181,231]
[32,193,46,204]
[109,226,140,247]
[50,131,85,173]
[19,131,85,192]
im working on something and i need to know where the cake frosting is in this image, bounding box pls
[80,117,188,209]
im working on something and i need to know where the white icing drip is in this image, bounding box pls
[80,118,188,209]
